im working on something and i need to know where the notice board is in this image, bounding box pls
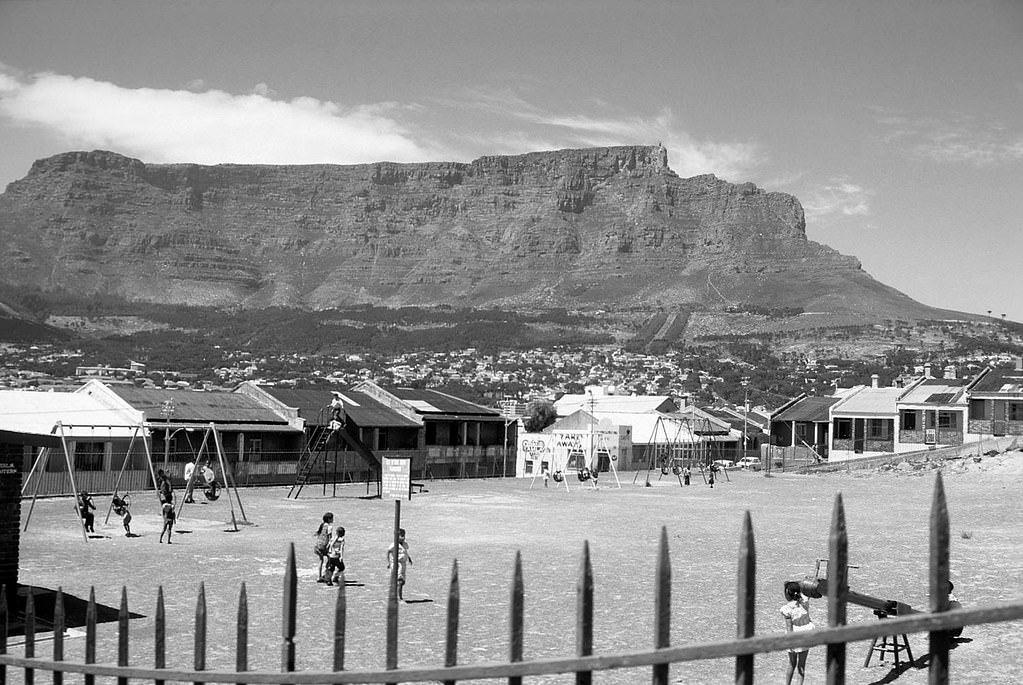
[381,456,412,500]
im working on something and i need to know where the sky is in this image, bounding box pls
[1,1,1021,322]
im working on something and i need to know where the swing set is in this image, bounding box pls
[529,429,622,491]
[634,413,730,487]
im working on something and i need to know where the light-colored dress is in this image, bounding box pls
[780,598,814,653]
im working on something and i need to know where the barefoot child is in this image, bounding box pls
[780,580,815,685]
[386,528,413,600]
[314,512,334,582]
[324,526,346,586]
[159,500,175,543]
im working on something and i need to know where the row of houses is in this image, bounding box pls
[770,362,1023,462]
[0,380,512,495]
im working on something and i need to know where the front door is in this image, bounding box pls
[854,418,865,453]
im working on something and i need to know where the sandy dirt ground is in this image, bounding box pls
[11,450,1023,684]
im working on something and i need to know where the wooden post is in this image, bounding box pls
[194,582,207,685]
[929,473,951,684]
[443,560,460,685]
[735,512,755,684]
[826,494,848,684]
[281,544,296,673]
[653,526,670,685]
[576,541,594,685]
[509,551,524,685]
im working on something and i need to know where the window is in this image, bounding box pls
[938,412,955,429]
[901,412,917,430]
[246,438,262,454]
[969,399,988,420]
[834,418,852,440]
[868,419,891,439]
[1010,403,1023,422]
[795,423,808,440]
[75,441,105,471]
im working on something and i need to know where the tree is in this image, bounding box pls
[523,399,558,432]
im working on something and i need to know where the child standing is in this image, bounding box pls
[159,500,175,543]
[314,512,335,582]
[386,528,413,600]
[780,581,815,685]
[121,507,133,536]
[324,526,346,586]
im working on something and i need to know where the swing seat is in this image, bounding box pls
[204,482,221,501]
[671,465,682,475]
[577,467,591,482]
[552,470,565,483]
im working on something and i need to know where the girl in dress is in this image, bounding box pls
[780,580,814,685]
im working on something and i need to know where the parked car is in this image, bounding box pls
[712,459,737,470]
[737,457,762,471]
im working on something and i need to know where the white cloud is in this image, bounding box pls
[437,87,763,180]
[0,70,454,166]
[874,110,1023,166]
[801,178,873,221]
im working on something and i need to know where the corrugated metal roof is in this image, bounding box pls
[256,387,421,428]
[772,396,840,423]
[0,390,142,438]
[390,388,501,417]
[554,394,677,416]
[832,387,904,416]
[109,387,287,424]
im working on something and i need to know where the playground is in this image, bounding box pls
[13,452,1023,684]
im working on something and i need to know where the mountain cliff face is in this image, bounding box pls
[0,146,938,317]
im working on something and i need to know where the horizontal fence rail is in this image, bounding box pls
[3,473,1023,683]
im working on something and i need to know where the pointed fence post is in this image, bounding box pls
[237,582,249,685]
[443,560,460,685]
[509,551,524,685]
[826,494,848,684]
[85,588,96,685]
[735,512,755,684]
[195,582,207,685]
[282,544,297,673]
[652,526,670,685]
[929,473,951,684]
[24,587,34,685]
[333,575,346,673]
[155,586,166,685]
[117,586,129,685]
[53,587,65,685]
[576,541,594,685]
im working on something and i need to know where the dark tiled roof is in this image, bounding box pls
[258,386,420,428]
[772,396,840,423]
[924,393,955,404]
[110,387,287,424]
[390,388,502,418]
[970,368,1023,394]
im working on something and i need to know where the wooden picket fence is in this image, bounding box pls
[3,473,1023,683]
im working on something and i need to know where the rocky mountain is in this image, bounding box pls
[0,146,947,320]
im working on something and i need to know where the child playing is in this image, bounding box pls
[159,500,175,543]
[324,526,346,586]
[121,507,133,536]
[386,528,413,600]
[780,580,815,685]
[314,512,334,582]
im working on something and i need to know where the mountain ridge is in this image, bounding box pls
[0,145,951,321]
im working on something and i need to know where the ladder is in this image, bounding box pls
[287,425,332,499]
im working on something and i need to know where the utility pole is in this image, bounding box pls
[160,399,176,468]
[741,377,750,462]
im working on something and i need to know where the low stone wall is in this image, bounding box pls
[806,436,1020,473]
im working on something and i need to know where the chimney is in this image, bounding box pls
[924,363,933,379]
[944,365,957,380]
[871,374,879,388]
[1017,356,1023,372]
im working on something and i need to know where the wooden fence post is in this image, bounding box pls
[929,473,951,684]
[576,541,594,685]
[509,551,524,685]
[826,493,848,684]
[117,586,128,685]
[237,582,248,685]
[84,588,96,685]
[194,582,207,685]
[653,526,670,685]
[24,586,34,685]
[53,587,65,685]
[155,586,166,685]
[443,560,460,685]
[282,544,297,673]
[332,576,345,673]
[735,512,755,684]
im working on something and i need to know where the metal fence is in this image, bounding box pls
[3,473,1023,683]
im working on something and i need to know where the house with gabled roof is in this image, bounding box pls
[237,383,423,483]
[829,376,925,461]
[896,377,972,450]
[770,394,843,461]
[966,360,1023,438]
[352,381,510,478]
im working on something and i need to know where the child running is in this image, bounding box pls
[386,528,413,600]
[324,526,346,586]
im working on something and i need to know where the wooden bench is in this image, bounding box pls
[411,482,426,494]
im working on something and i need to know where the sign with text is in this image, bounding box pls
[381,456,412,501]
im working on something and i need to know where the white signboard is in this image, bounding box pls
[381,456,412,500]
